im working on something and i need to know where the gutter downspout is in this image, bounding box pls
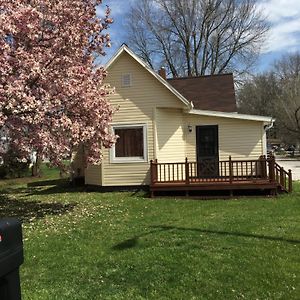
[264,118,275,131]
[189,101,194,110]
[263,118,275,156]
[184,101,194,112]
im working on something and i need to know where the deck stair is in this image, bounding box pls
[274,162,292,193]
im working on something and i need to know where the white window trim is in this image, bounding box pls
[110,124,148,163]
[121,73,132,87]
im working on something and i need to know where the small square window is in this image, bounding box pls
[122,74,132,87]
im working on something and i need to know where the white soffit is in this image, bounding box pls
[188,109,274,123]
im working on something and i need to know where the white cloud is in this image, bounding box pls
[258,0,300,53]
[259,0,300,22]
[263,17,300,52]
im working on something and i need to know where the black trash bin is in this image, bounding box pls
[0,219,24,300]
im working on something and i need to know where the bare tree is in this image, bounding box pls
[238,52,300,144]
[125,0,269,77]
[273,54,300,139]
[238,72,278,116]
[274,53,300,80]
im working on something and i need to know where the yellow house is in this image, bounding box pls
[79,45,281,191]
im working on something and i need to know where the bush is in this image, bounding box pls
[0,149,31,179]
[0,165,7,179]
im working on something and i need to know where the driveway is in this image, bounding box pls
[276,158,300,180]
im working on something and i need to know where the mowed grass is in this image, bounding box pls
[0,168,299,300]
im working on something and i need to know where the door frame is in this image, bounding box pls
[196,125,219,177]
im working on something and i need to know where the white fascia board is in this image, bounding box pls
[105,45,193,109]
[188,109,274,123]
[105,44,127,69]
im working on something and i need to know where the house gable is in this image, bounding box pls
[105,49,189,122]
[105,45,192,109]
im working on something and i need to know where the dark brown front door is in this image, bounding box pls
[196,125,219,177]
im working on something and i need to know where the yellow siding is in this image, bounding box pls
[184,114,264,161]
[156,108,186,162]
[155,108,186,181]
[85,165,102,185]
[99,51,186,186]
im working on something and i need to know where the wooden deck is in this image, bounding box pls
[150,156,292,197]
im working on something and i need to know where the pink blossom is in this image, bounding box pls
[0,0,116,167]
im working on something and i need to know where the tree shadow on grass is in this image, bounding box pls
[27,178,87,195]
[112,225,300,250]
[112,228,172,250]
[112,237,139,250]
[26,179,149,196]
[28,179,67,187]
[0,178,87,197]
[0,194,76,223]
[150,225,300,244]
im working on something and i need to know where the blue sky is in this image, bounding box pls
[97,0,300,73]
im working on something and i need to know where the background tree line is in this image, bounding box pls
[238,53,300,145]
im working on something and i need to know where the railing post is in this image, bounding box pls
[268,155,275,183]
[150,160,154,185]
[154,159,158,183]
[185,157,190,184]
[259,155,267,179]
[150,159,158,184]
[229,156,233,183]
[288,169,293,193]
[280,167,284,187]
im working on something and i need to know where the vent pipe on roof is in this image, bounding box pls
[158,67,166,80]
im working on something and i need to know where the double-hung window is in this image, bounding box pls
[111,124,147,163]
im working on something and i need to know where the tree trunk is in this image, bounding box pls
[32,153,42,177]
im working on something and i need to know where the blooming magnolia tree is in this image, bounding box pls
[0,0,116,171]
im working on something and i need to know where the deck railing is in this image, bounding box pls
[150,155,292,192]
[274,161,292,192]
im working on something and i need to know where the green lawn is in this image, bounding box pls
[0,168,299,300]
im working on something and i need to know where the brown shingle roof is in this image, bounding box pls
[167,73,237,112]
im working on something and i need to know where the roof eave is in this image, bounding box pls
[188,109,274,123]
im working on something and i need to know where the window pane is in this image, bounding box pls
[115,127,144,157]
